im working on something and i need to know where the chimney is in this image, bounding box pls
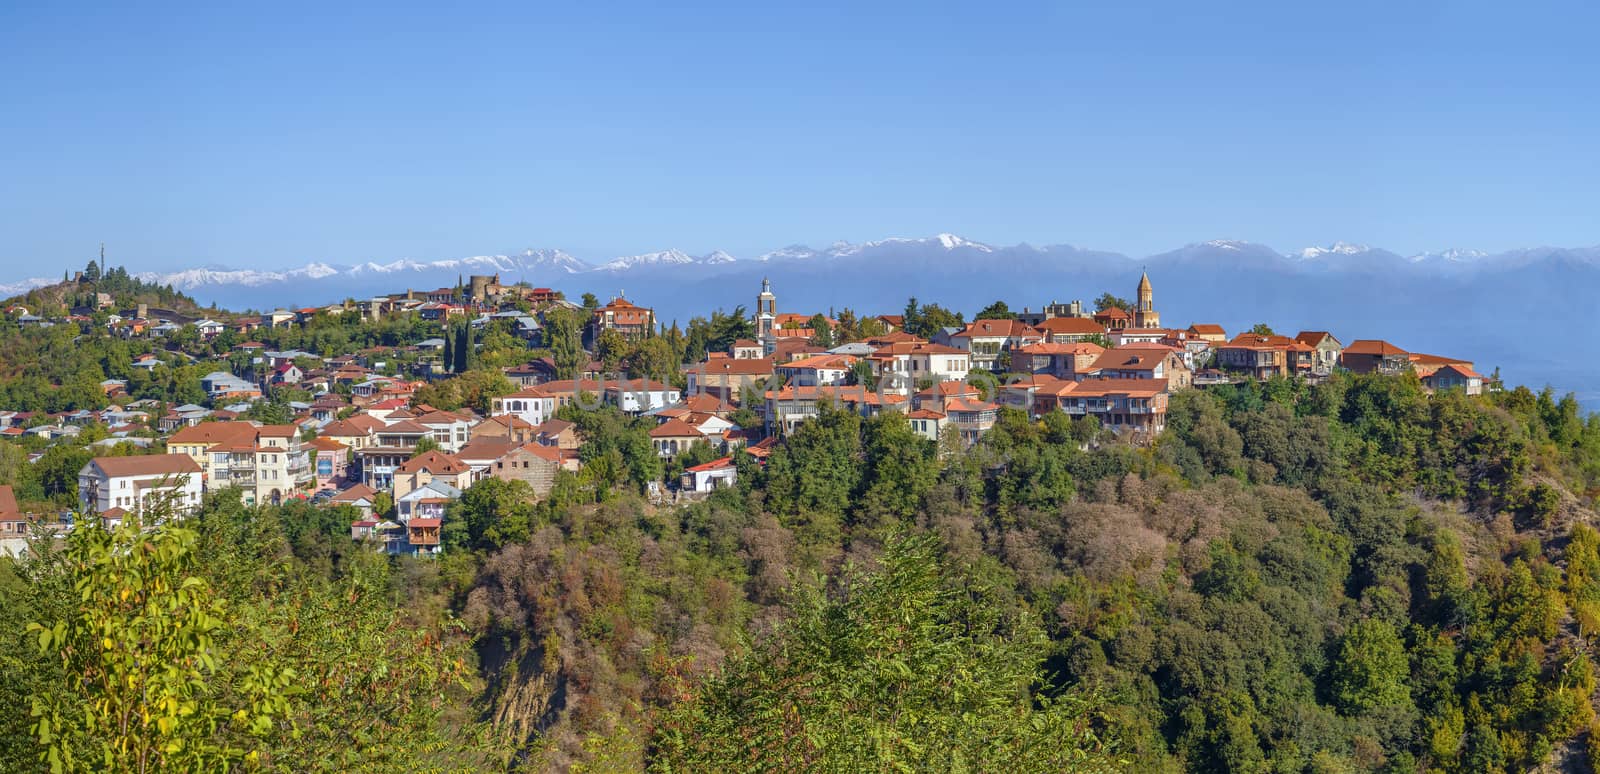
[136,303,148,320]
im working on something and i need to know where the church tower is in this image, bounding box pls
[1134,271,1160,328]
[757,278,777,355]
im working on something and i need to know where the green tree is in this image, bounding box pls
[1249,322,1276,336]
[29,516,293,772]
[544,307,588,379]
[1328,618,1410,715]
[651,533,1122,772]
[446,477,537,551]
[975,300,1014,320]
[1094,293,1131,313]
[595,328,628,373]
[807,313,834,348]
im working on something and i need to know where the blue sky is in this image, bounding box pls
[1,0,1596,275]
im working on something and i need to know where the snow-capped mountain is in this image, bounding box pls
[135,263,341,289]
[9,232,1599,415]
[758,245,820,262]
[0,276,61,297]
[1293,242,1409,274]
[1296,241,1371,260]
[595,249,724,272]
[1410,248,1488,263]
[1147,240,1287,271]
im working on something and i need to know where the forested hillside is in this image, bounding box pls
[5,371,1600,772]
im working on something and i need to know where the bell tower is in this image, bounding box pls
[1134,270,1159,328]
[757,278,777,355]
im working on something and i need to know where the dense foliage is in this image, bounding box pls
[5,303,1600,774]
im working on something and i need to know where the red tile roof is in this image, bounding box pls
[649,418,705,438]
[396,451,469,476]
[89,454,202,478]
[685,457,734,473]
[954,319,1041,339]
[1343,339,1408,356]
[1034,317,1107,336]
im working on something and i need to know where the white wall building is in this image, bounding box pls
[78,454,203,520]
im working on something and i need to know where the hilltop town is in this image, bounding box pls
[0,257,1489,556]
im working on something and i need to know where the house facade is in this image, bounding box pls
[78,454,204,519]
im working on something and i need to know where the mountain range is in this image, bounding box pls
[7,235,1598,302]
[5,234,1597,409]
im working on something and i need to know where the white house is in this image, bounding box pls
[604,380,681,414]
[775,354,856,387]
[78,454,203,520]
[194,319,225,339]
[682,457,738,492]
[491,388,558,427]
[414,410,478,453]
[948,320,1042,372]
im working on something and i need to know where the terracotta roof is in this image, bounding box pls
[1054,378,1170,398]
[696,358,776,376]
[649,418,705,438]
[515,443,563,463]
[765,385,907,407]
[0,485,20,519]
[1221,333,1302,351]
[536,379,606,395]
[954,319,1039,339]
[1433,363,1484,379]
[408,518,442,528]
[256,425,298,437]
[90,454,202,478]
[503,386,556,399]
[320,419,373,437]
[534,418,575,435]
[906,408,946,420]
[1188,324,1227,335]
[943,396,999,413]
[915,380,982,401]
[330,483,377,503]
[307,438,348,452]
[456,438,519,461]
[778,354,857,371]
[484,414,536,430]
[680,394,727,412]
[871,341,965,356]
[396,451,469,475]
[1090,347,1175,372]
[1343,339,1408,356]
[1093,307,1132,320]
[685,457,734,472]
[415,410,472,425]
[1408,352,1471,366]
[167,422,256,446]
[1293,331,1334,347]
[1033,317,1107,336]
[1017,342,1105,356]
[864,331,924,345]
[379,420,429,434]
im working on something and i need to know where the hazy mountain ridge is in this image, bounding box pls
[13,235,1600,300]
[7,235,1597,407]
